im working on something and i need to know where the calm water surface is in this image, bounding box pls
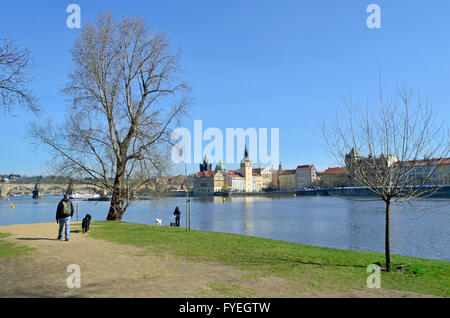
[0,196,449,261]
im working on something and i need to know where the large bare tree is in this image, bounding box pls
[324,85,449,271]
[30,12,190,220]
[0,38,40,113]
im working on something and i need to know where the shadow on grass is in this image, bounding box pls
[16,238,59,241]
[225,255,369,269]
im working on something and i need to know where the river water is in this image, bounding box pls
[0,196,449,261]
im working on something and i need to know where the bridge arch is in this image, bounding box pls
[0,183,107,198]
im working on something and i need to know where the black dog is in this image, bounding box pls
[82,214,92,233]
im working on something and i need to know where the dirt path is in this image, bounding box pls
[0,222,436,298]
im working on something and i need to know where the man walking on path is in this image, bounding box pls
[56,194,74,241]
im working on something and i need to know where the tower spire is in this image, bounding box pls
[240,145,253,192]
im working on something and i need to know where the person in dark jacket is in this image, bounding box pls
[173,206,181,227]
[56,194,74,241]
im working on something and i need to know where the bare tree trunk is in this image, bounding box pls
[385,199,391,271]
[107,185,124,221]
[107,163,126,221]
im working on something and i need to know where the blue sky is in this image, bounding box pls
[0,0,449,175]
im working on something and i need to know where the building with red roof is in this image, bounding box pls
[296,164,318,188]
[318,167,349,187]
[393,158,450,185]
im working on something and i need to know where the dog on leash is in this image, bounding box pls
[155,218,162,226]
[82,214,92,233]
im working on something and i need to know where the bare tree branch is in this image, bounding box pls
[29,12,191,220]
[0,38,40,114]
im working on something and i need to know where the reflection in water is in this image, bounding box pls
[212,196,224,204]
[243,200,254,236]
[0,195,449,261]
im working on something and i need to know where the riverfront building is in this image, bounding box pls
[393,158,450,185]
[318,167,348,187]
[193,170,225,194]
[344,148,398,183]
[252,167,272,191]
[278,170,296,190]
[271,163,318,191]
[295,165,319,189]
[225,170,246,192]
[192,147,273,195]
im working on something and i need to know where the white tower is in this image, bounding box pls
[240,146,253,192]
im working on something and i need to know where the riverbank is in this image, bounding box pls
[167,185,450,198]
[0,221,448,297]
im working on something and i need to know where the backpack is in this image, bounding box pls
[61,201,72,217]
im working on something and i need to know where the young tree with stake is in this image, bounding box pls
[323,85,449,271]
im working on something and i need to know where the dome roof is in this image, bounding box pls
[215,161,226,171]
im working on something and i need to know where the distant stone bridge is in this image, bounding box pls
[0,183,107,198]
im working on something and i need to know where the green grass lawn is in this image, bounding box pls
[88,221,450,297]
[0,232,34,260]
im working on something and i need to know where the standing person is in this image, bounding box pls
[173,206,181,227]
[56,194,74,241]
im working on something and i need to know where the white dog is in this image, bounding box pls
[155,218,162,226]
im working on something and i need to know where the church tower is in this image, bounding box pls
[240,146,253,192]
[199,155,212,172]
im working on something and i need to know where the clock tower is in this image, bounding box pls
[240,146,253,192]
